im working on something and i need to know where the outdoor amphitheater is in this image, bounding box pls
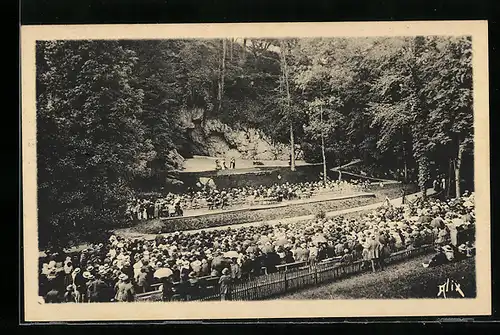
[38,157,476,303]
[35,35,477,305]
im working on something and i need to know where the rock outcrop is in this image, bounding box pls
[177,108,302,161]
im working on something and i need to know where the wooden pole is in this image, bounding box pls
[402,128,407,204]
[320,104,327,187]
[279,40,295,171]
[217,39,227,113]
[455,139,464,198]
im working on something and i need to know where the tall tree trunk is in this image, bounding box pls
[217,39,227,112]
[402,129,407,204]
[417,155,430,200]
[279,40,295,171]
[290,123,296,171]
[455,139,465,198]
[242,38,247,61]
[402,128,408,182]
[402,134,408,205]
[404,160,408,183]
[447,158,453,199]
[320,105,327,187]
[230,38,233,61]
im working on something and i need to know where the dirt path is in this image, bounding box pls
[280,255,476,300]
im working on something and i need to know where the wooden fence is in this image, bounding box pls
[210,244,434,302]
[136,244,434,302]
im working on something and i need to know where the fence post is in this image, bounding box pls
[314,265,318,285]
[284,271,288,293]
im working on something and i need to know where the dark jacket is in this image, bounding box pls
[88,279,110,302]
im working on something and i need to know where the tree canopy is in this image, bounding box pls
[36,36,474,248]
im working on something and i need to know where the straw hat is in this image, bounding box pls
[82,271,93,280]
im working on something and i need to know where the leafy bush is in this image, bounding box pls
[315,209,326,220]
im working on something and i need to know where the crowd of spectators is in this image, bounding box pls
[126,179,370,221]
[40,190,475,303]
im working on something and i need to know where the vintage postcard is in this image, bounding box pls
[21,21,490,322]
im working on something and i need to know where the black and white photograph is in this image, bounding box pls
[21,22,490,321]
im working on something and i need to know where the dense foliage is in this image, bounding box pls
[36,37,473,248]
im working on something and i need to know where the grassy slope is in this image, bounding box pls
[281,256,476,300]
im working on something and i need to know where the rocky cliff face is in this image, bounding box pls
[177,108,301,160]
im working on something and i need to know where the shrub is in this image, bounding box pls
[315,209,326,220]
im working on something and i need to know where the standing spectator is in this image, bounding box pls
[230,157,236,169]
[334,240,344,257]
[130,204,137,222]
[114,274,135,302]
[240,255,253,280]
[190,258,202,276]
[186,272,200,301]
[436,226,449,245]
[352,241,363,261]
[284,248,295,264]
[142,204,148,221]
[137,202,142,220]
[368,235,383,272]
[63,259,74,288]
[449,221,459,247]
[161,277,174,302]
[200,258,210,277]
[87,273,110,302]
[136,268,149,293]
[295,244,309,262]
[340,249,353,264]
[154,201,160,219]
[207,194,214,210]
[326,241,335,258]
[141,260,154,286]
[230,258,242,283]
[82,271,94,302]
[71,268,86,303]
[63,285,76,303]
[218,268,232,301]
[79,249,89,269]
[308,244,318,266]
[147,201,154,220]
[433,178,441,192]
